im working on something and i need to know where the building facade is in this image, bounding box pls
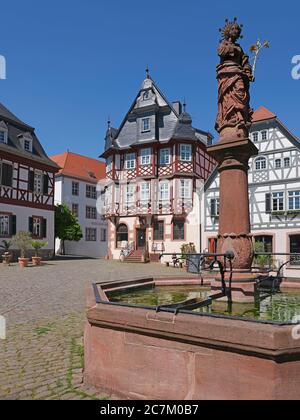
[0,103,59,259]
[203,106,300,278]
[102,75,216,261]
[51,152,108,258]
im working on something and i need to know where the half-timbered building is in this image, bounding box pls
[102,74,216,261]
[0,102,59,260]
[204,106,300,278]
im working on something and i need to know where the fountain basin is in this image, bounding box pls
[85,277,300,400]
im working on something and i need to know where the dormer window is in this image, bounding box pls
[19,133,33,153]
[0,122,8,144]
[143,91,150,101]
[142,118,150,133]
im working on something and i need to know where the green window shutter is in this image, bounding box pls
[10,215,17,236]
[28,171,35,191]
[43,175,49,195]
[28,217,33,234]
[42,219,47,238]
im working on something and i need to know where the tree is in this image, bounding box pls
[55,204,83,255]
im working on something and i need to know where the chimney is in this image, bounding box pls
[172,101,182,115]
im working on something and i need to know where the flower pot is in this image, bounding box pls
[2,253,11,266]
[32,256,42,266]
[18,258,29,268]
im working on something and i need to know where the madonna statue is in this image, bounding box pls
[216,18,254,143]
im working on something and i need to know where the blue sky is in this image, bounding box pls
[1,0,299,159]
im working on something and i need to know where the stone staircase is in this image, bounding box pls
[123,250,143,263]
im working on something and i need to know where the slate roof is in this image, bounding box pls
[0,102,59,170]
[102,76,212,156]
[50,151,106,183]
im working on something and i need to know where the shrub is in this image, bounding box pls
[12,232,32,259]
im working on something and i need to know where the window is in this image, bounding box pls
[72,182,79,196]
[153,221,164,241]
[86,228,97,242]
[0,162,13,187]
[289,191,300,211]
[180,144,192,162]
[275,159,282,169]
[34,173,43,194]
[143,91,150,101]
[86,185,97,199]
[116,224,128,248]
[159,182,169,201]
[126,185,135,204]
[106,156,113,173]
[173,220,185,241]
[261,131,268,141]
[255,236,273,253]
[0,130,7,144]
[142,118,150,132]
[160,149,171,166]
[252,132,259,142]
[210,198,220,217]
[72,204,79,218]
[255,157,267,171]
[272,192,284,212]
[86,206,97,220]
[180,180,192,199]
[33,217,41,238]
[284,158,291,168]
[24,140,31,152]
[140,148,151,166]
[125,153,136,170]
[290,235,300,266]
[100,228,107,242]
[140,182,150,202]
[0,215,10,236]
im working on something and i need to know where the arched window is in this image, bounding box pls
[116,224,128,248]
[255,157,267,171]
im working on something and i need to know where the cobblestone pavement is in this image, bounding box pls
[0,258,192,400]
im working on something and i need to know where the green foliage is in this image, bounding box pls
[55,205,83,254]
[0,240,12,253]
[181,243,196,260]
[254,241,272,268]
[31,241,48,257]
[12,232,32,258]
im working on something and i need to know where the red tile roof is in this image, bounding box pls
[252,106,277,123]
[50,152,106,183]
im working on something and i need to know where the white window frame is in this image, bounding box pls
[125,153,136,170]
[261,130,268,141]
[289,191,300,211]
[140,182,150,202]
[252,132,259,143]
[86,228,97,242]
[86,185,97,199]
[0,129,8,144]
[100,228,107,242]
[34,172,43,194]
[284,157,291,168]
[0,214,10,236]
[275,159,282,169]
[180,179,192,200]
[72,203,79,218]
[72,181,79,196]
[160,149,171,166]
[272,192,285,212]
[125,185,135,204]
[255,157,267,171]
[159,182,169,201]
[140,148,151,166]
[211,198,220,217]
[86,206,97,220]
[141,118,151,133]
[106,156,113,173]
[180,144,192,162]
[33,217,42,238]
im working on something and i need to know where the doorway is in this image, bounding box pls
[137,229,146,249]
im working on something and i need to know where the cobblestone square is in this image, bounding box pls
[0,258,188,400]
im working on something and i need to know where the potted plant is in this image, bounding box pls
[0,240,12,266]
[12,232,32,268]
[31,241,48,266]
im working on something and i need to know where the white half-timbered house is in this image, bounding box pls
[0,102,59,260]
[102,74,216,262]
[203,106,300,278]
